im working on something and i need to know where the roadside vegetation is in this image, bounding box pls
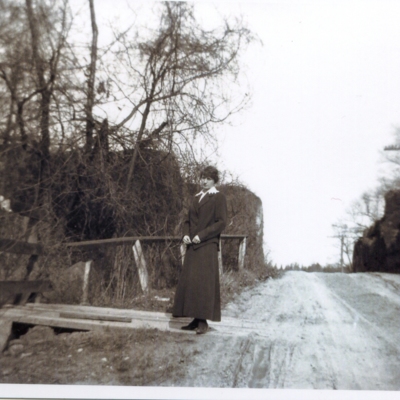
[283,263,351,273]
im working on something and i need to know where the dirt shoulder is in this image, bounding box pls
[1,271,400,389]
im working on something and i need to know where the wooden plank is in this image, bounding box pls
[1,306,267,337]
[59,312,132,323]
[0,238,43,255]
[1,309,175,333]
[19,303,258,328]
[221,235,248,240]
[64,234,248,249]
[65,236,182,248]
[81,260,92,305]
[180,243,187,266]
[132,240,149,294]
[0,319,13,352]
[0,280,52,295]
[22,303,170,319]
[238,237,247,270]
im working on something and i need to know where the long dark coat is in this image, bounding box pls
[172,190,228,321]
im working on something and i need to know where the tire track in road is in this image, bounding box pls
[307,273,400,390]
[247,341,272,388]
[324,283,400,354]
[244,273,321,389]
[315,273,400,390]
[165,271,400,389]
[315,274,369,388]
[231,335,254,388]
[233,272,400,389]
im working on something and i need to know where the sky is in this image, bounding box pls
[71,0,400,267]
[212,0,400,267]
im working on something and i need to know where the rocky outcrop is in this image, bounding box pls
[353,190,400,272]
[220,185,265,270]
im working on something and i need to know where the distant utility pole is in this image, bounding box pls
[330,224,348,273]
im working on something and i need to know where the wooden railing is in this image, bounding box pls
[0,238,52,307]
[65,234,248,298]
[0,234,247,305]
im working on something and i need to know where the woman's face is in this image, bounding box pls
[201,176,215,190]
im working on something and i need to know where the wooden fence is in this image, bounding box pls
[0,238,51,307]
[0,234,247,305]
[65,234,248,299]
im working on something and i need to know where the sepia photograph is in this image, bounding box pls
[0,0,400,398]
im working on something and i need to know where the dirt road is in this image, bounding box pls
[1,271,400,391]
[167,271,400,389]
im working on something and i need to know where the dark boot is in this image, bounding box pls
[181,318,199,330]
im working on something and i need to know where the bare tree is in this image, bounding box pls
[0,2,36,148]
[25,0,69,161]
[84,0,98,154]
[331,186,386,269]
[346,189,385,231]
[1,1,71,208]
[103,2,253,191]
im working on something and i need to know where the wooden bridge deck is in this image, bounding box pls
[0,303,264,346]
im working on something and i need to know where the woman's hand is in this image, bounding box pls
[192,235,201,244]
[183,235,192,244]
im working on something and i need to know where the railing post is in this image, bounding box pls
[238,237,247,270]
[132,240,149,294]
[81,260,92,305]
[218,237,223,275]
[180,243,186,266]
[17,220,39,304]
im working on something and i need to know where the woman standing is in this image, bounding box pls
[172,166,228,334]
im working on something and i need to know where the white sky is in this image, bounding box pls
[213,0,400,267]
[73,0,400,267]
